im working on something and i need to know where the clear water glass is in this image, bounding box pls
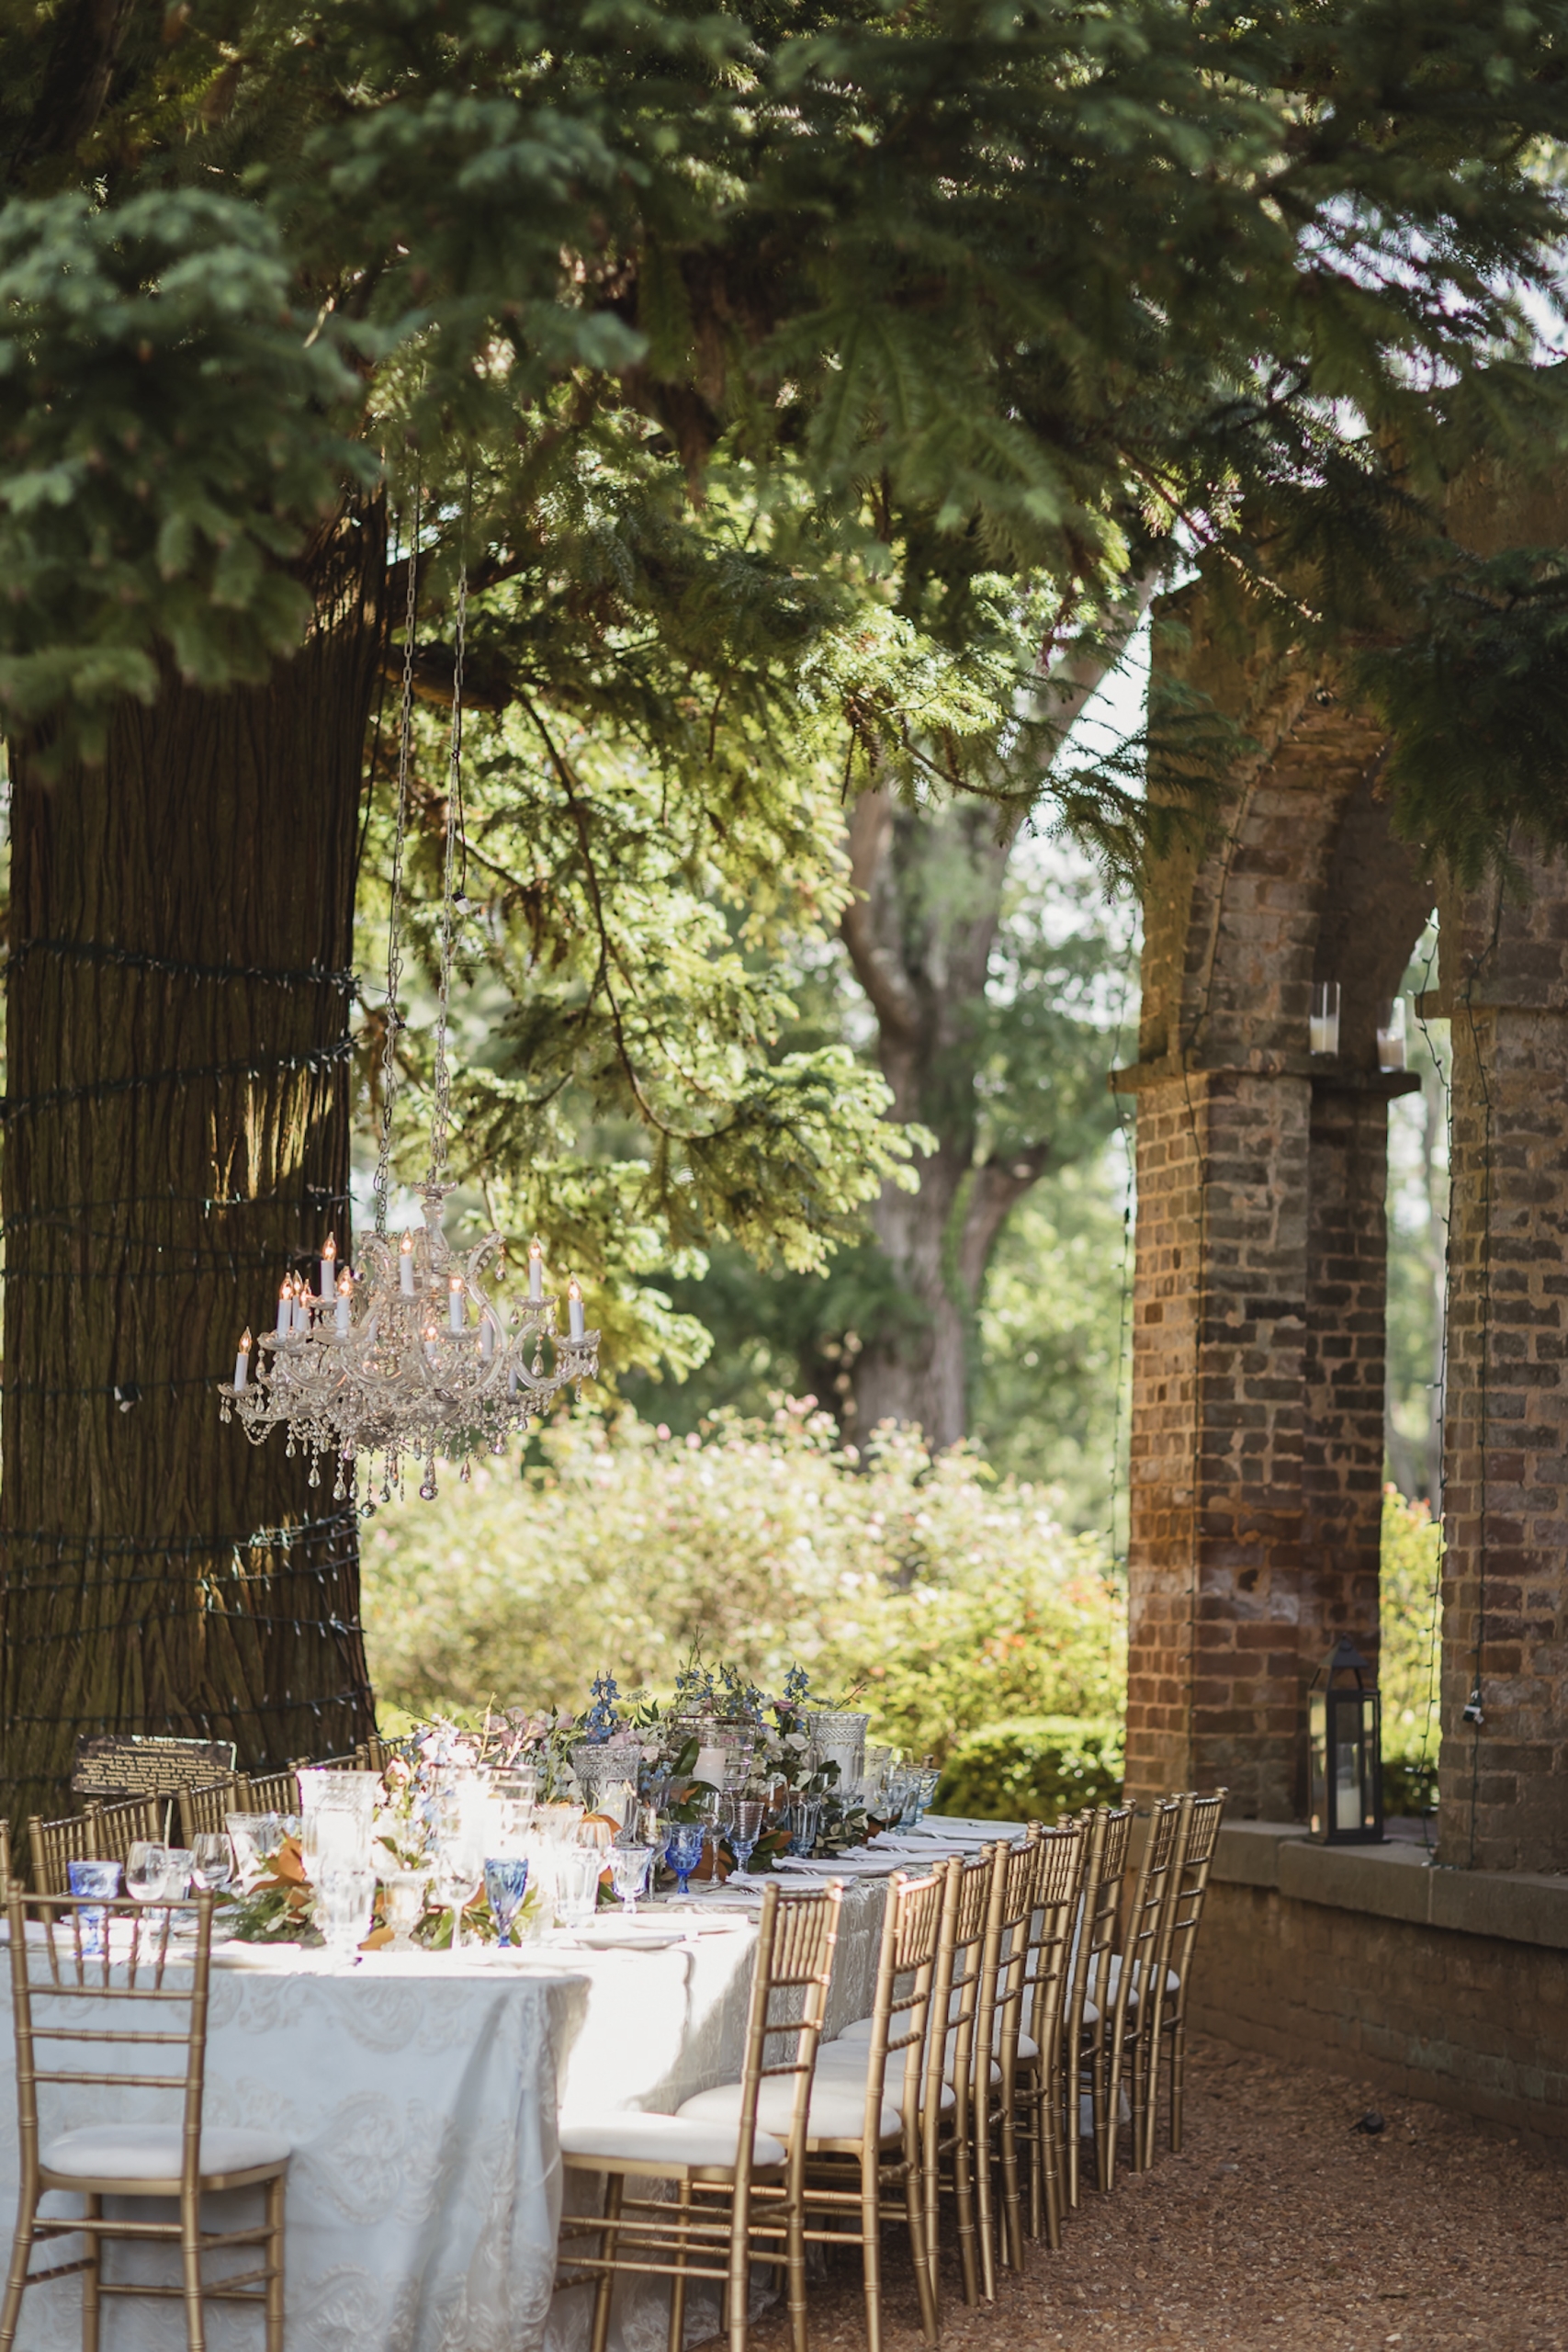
[788,1799,822,1858]
[729,1800,764,1877]
[316,1866,377,1959]
[555,1846,604,1930]
[662,1820,705,1896]
[160,1848,195,1901]
[433,1843,482,1953]
[609,1845,652,1916]
[124,1842,168,1903]
[483,1855,531,1946]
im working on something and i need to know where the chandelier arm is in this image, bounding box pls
[373,482,422,1239]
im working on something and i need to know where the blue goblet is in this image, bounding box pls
[663,1821,705,1898]
[483,1855,531,1948]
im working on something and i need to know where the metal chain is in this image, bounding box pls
[373,489,421,1238]
[428,558,466,1187]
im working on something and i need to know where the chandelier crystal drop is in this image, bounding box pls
[218,499,601,1505]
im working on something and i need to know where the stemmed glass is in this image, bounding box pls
[609,1846,652,1917]
[124,1843,169,1903]
[190,1833,233,1897]
[483,1856,531,1948]
[662,1820,705,1897]
[728,1799,764,1878]
[915,1758,941,1822]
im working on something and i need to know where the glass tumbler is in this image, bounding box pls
[66,1859,122,1956]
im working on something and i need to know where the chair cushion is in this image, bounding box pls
[43,2125,290,2183]
[677,2079,902,2146]
[824,2020,1002,2089]
[836,2010,1037,2063]
[814,2043,958,2115]
[561,2112,786,2171]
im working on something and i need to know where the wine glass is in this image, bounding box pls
[124,1842,169,1903]
[729,1800,764,1878]
[663,1820,705,1897]
[432,1839,483,1954]
[190,1832,233,1896]
[483,1855,531,1948]
[609,1845,652,1917]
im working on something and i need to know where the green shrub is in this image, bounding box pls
[361,1404,1126,1766]
[933,1715,1123,1822]
[1379,1486,1442,1814]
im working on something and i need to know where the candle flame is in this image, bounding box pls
[567,1276,582,1301]
[529,1238,543,1261]
[321,1235,336,1261]
[449,1272,463,1294]
[337,1271,353,1296]
[239,1328,252,1351]
[400,1231,413,1254]
[279,1278,291,1300]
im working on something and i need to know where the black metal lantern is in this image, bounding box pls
[1308,1634,1383,1844]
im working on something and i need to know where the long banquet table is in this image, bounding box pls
[0,1821,1021,2352]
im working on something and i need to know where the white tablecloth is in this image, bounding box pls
[0,1823,1019,2352]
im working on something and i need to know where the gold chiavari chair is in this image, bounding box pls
[1061,1804,1132,2211]
[236,1770,301,1815]
[92,1793,166,1868]
[558,1881,843,2352]
[1100,1798,1183,2193]
[178,1780,241,1849]
[1014,1819,1086,2252]
[0,1890,290,2351]
[796,1867,947,2349]
[27,1813,96,1899]
[355,1735,389,1774]
[973,1835,1038,2288]
[0,1823,10,1901]
[1152,1786,1228,2163]
[919,1845,997,2308]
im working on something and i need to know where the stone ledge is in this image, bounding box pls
[1212,1820,1568,1951]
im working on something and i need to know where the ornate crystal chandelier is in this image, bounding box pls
[219,511,601,1507]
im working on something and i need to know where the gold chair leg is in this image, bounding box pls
[1169,2019,1187,2154]
[973,2107,997,2301]
[859,2158,883,2352]
[785,2195,808,2352]
[80,2194,101,2352]
[953,2124,980,2306]
[265,2173,287,2352]
[726,2177,750,2352]
[1092,2045,1112,2196]
[0,2188,39,2352]
[998,2086,1024,2270]
[590,2177,622,2352]
[667,2179,692,2352]
[906,2162,940,2346]
[1066,2053,1082,2211]
[1041,2075,1064,2253]
[179,2188,206,2352]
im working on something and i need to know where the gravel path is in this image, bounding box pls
[752,2033,1568,2352]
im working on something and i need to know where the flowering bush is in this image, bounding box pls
[1379,1485,1442,1815]
[361,1405,1126,1771]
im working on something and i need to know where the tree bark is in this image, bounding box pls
[1,521,383,1827]
[840,789,1026,1452]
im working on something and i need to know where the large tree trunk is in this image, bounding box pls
[840,789,1043,1452]
[1,525,382,1827]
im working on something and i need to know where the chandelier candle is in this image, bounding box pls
[320,1234,337,1300]
[528,1239,544,1301]
[335,1272,352,1336]
[400,1231,415,1294]
[276,1280,291,1339]
[448,1273,465,1332]
[233,1329,251,1393]
[568,1279,585,1340]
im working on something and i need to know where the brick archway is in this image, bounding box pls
[1117,613,1434,1820]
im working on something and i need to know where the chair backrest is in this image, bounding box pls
[1023,1819,1087,2057]
[854,1868,945,2142]
[357,1736,389,1775]
[1109,1798,1183,2047]
[977,1836,1038,2087]
[93,1793,166,1865]
[238,1769,302,1815]
[28,1812,96,1897]
[1064,1804,1133,2051]
[1165,1787,1229,2007]
[740,1882,842,2189]
[178,1779,240,1848]
[928,1845,998,2124]
[6,1892,216,2203]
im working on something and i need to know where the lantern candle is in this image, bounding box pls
[400,1231,415,1295]
[335,1269,353,1336]
[567,1277,586,1340]
[528,1238,544,1302]
[448,1272,465,1333]
[233,1328,252,1393]
[276,1279,291,1339]
[320,1233,337,1302]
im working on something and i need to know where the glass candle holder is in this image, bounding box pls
[1309,980,1341,1056]
[1377,996,1406,1070]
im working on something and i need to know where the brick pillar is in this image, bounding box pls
[1300,1080,1403,1788]
[1438,851,1568,1869]
[1126,1068,1311,1816]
